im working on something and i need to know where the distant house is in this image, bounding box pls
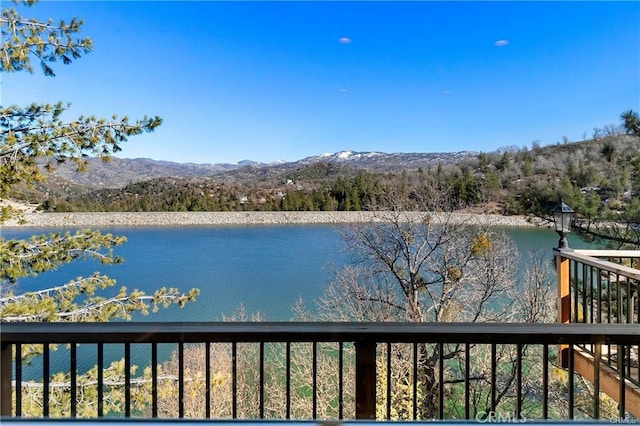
[580,186,600,194]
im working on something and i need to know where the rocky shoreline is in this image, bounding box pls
[2,211,543,228]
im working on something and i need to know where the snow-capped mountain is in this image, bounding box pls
[47,150,477,189]
[297,149,475,169]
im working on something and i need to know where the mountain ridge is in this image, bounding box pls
[47,149,478,190]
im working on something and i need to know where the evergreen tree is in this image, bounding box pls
[1,0,197,376]
[620,109,640,136]
[1,1,199,417]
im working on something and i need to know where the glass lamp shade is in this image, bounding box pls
[551,201,574,233]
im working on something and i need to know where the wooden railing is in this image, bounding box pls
[2,322,639,420]
[556,250,639,324]
[555,249,640,417]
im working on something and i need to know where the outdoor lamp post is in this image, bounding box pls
[551,200,574,249]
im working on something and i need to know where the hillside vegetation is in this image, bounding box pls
[35,135,637,213]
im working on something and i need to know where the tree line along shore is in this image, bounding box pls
[2,211,541,228]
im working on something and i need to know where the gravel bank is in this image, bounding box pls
[2,211,541,228]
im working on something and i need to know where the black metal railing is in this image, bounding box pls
[564,250,638,325]
[2,322,639,420]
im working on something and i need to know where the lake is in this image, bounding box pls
[3,224,594,322]
[2,223,595,377]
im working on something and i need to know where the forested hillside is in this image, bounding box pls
[40,134,639,221]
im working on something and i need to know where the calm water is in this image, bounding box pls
[2,224,593,322]
[3,223,595,376]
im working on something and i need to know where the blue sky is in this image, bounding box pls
[3,1,639,164]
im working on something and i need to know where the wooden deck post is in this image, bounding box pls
[1,343,12,417]
[556,249,570,368]
[355,339,376,419]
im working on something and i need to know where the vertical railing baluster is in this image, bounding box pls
[626,344,632,382]
[617,273,623,324]
[631,281,640,324]
[590,265,595,323]
[97,343,103,417]
[205,342,211,419]
[286,342,291,419]
[627,281,633,325]
[607,270,613,366]
[637,343,640,385]
[43,344,50,417]
[232,342,237,419]
[568,344,574,419]
[618,344,626,418]
[607,271,612,324]
[15,344,21,417]
[516,344,522,419]
[178,342,184,418]
[637,342,640,386]
[151,343,158,418]
[312,341,317,419]
[542,343,548,419]
[635,279,639,324]
[597,268,602,324]
[124,343,131,417]
[490,343,496,414]
[386,343,391,420]
[260,341,265,419]
[70,343,77,418]
[573,260,579,323]
[464,343,470,420]
[439,342,444,420]
[337,342,343,420]
[412,343,418,420]
[593,343,601,419]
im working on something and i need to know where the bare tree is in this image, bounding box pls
[308,193,558,418]
[518,250,556,324]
